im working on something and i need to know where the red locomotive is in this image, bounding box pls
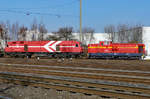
[5,41,83,58]
[88,41,145,59]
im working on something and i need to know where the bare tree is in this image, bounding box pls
[0,25,5,40]
[129,25,143,43]
[53,27,73,40]
[117,24,143,43]
[38,23,48,41]
[0,22,9,50]
[117,24,129,43]
[0,23,9,41]
[11,22,19,41]
[104,24,143,43]
[31,18,38,31]
[45,35,60,41]
[31,18,38,41]
[82,27,95,45]
[0,25,4,51]
[6,20,11,40]
[18,26,28,41]
[104,25,116,42]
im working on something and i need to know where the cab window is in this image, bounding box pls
[104,41,109,45]
[76,44,79,47]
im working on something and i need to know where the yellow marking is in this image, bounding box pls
[88,47,109,48]
[117,47,138,48]
[88,46,139,49]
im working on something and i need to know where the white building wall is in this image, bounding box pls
[72,33,110,45]
[25,32,110,45]
[142,27,150,56]
[26,30,40,41]
[93,33,111,43]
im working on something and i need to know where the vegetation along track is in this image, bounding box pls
[0,63,150,99]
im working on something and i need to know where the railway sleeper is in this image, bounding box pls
[100,95,111,99]
[115,89,125,92]
[83,93,92,96]
[56,89,63,92]
[69,91,76,94]
[87,86,96,89]
[131,91,142,94]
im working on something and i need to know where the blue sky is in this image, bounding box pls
[0,0,150,32]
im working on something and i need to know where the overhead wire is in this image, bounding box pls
[0,9,79,18]
[0,0,79,18]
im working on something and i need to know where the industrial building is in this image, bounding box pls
[142,27,150,59]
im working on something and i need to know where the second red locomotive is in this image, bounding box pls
[88,41,145,59]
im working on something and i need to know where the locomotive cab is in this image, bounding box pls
[138,45,145,54]
[99,41,112,46]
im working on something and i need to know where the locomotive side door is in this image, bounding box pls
[138,46,144,53]
[56,45,60,52]
[24,44,28,52]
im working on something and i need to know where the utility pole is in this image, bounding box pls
[80,0,82,42]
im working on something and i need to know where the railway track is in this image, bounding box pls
[0,63,150,84]
[0,63,150,99]
[0,63,150,77]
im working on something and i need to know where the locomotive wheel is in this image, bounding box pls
[88,55,91,59]
[33,56,39,59]
[26,55,31,59]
